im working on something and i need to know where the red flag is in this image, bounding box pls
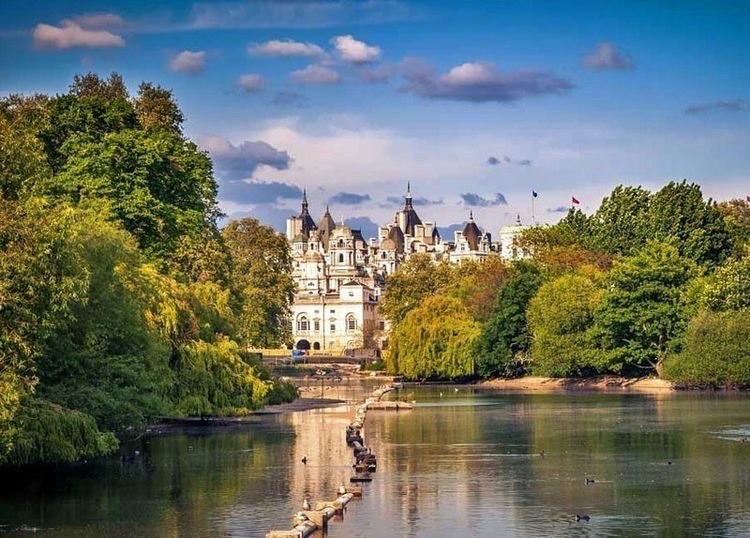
[571,196,580,205]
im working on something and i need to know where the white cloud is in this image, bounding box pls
[238,74,265,92]
[332,34,381,64]
[169,50,206,74]
[33,21,125,49]
[582,42,635,70]
[290,64,341,85]
[249,39,325,58]
[64,13,125,29]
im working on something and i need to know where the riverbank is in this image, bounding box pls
[477,375,674,392]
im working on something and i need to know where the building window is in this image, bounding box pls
[314,320,320,332]
[296,315,309,332]
[378,321,385,331]
[338,253,344,263]
[346,314,357,331]
[330,320,336,333]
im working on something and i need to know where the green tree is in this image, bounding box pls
[387,295,481,379]
[43,128,218,260]
[593,241,697,375]
[587,185,651,254]
[474,261,543,377]
[664,310,750,388]
[647,180,730,266]
[380,253,455,324]
[222,218,295,347]
[527,266,603,377]
[717,199,750,257]
[701,254,750,311]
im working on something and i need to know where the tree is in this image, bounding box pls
[0,101,51,200]
[527,266,603,377]
[386,295,481,379]
[647,180,731,266]
[134,82,184,133]
[587,185,651,254]
[473,261,543,377]
[380,254,455,324]
[222,218,295,348]
[593,241,697,375]
[447,257,510,321]
[664,310,750,388]
[43,128,218,260]
[717,199,750,257]
[701,254,750,311]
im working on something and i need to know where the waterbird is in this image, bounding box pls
[585,478,596,484]
[667,461,673,465]
[439,392,443,397]
[539,450,545,458]
[301,456,308,464]
[576,515,590,522]
[454,388,459,392]
[302,498,311,511]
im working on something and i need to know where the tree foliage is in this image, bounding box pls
[386,295,481,379]
[527,267,603,377]
[593,241,697,374]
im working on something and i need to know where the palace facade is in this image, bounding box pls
[286,186,528,352]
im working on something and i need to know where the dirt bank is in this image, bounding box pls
[477,375,675,393]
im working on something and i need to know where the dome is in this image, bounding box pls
[379,238,396,251]
[462,212,481,251]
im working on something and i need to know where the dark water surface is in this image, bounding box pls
[2,384,750,537]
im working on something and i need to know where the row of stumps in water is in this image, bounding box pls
[265,384,396,538]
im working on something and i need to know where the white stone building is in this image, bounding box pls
[286,186,528,352]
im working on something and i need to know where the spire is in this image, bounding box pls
[405,181,413,209]
[469,210,474,221]
[302,188,309,211]
[324,204,330,215]
[516,213,521,226]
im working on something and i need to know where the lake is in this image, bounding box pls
[1,382,749,537]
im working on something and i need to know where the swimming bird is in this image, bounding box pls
[585,477,596,484]
[576,514,590,522]
[439,392,443,397]
[454,388,459,392]
[302,498,311,511]
[338,484,347,495]
[667,461,673,465]
[301,456,307,464]
[539,450,545,458]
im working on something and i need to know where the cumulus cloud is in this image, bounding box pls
[401,59,573,103]
[438,222,466,237]
[225,205,296,232]
[582,42,634,71]
[344,216,379,239]
[271,91,308,108]
[249,39,325,58]
[201,135,292,179]
[291,64,341,85]
[220,180,302,204]
[33,21,125,49]
[461,192,508,207]
[169,50,206,73]
[360,64,393,83]
[332,35,381,64]
[685,99,748,115]
[329,192,371,204]
[487,155,532,166]
[238,74,265,92]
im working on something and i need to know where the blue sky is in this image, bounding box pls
[1,0,749,236]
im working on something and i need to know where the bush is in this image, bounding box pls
[1,400,118,466]
[663,310,750,388]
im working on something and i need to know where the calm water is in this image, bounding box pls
[2,383,750,537]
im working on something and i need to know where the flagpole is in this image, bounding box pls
[531,192,535,224]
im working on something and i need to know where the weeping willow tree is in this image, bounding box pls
[386,295,481,379]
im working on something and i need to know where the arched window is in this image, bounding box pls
[346,314,357,331]
[338,239,344,248]
[296,314,309,332]
[338,253,344,263]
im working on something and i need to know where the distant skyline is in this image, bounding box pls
[2,0,749,233]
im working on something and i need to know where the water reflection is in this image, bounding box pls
[1,385,749,537]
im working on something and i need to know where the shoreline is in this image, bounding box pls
[475,375,676,393]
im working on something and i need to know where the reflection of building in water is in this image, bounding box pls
[287,185,530,351]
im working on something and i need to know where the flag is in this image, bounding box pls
[532,190,538,198]
[572,196,580,205]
